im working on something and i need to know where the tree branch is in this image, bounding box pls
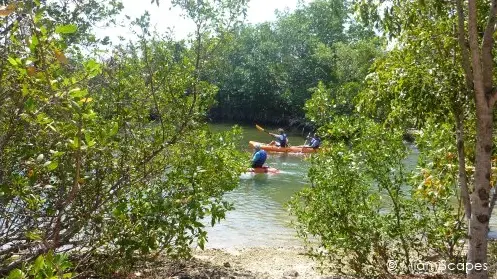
[455,110,471,219]
[455,0,473,90]
[467,0,485,104]
[481,0,497,93]
[0,14,24,36]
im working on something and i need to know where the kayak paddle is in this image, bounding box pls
[304,132,311,146]
[255,124,271,135]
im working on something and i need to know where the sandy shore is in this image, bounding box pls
[135,247,465,279]
[193,246,326,279]
[136,246,333,279]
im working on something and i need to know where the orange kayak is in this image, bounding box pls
[249,141,317,154]
[247,166,280,174]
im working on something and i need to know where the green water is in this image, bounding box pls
[205,123,497,248]
[205,123,311,248]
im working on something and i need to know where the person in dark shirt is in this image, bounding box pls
[306,134,321,149]
[269,128,288,147]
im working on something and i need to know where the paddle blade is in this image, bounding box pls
[255,124,265,132]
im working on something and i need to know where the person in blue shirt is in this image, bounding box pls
[269,128,288,147]
[251,144,267,168]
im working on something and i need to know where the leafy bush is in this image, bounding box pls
[289,118,466,277]
[0,0,245,276]
[6,252,72,279]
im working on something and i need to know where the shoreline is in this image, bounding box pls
[137,246,327,279]
[193,246,322,279]
[135,246,467,279]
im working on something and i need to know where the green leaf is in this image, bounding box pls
[40,26,47,35]
[7,269,25,279]
[71,136,80,149]
[31,35,39,49]
[55,24,78,34]
[69,87,87,98]
[24,98,35,112]
[70,100,81,112]
[8,57,18,66]
[84,59,101,73]
[84,132,96,147]
[50,150,65,157]
[22,84,29,96]
[32,255,45,273]
[34,10,42,23]
[45,161,58,171]
[109,122,118,137]
[36,113,52,125]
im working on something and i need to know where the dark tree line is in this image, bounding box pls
[205,0,381,126]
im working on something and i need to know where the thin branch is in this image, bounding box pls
[481,0,497,94]
[142,38,166,141]
[455,110,471,219]
[467,0,484,102]
[455,0,473,90]
[0,14,24,36]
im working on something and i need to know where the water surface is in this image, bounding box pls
[205,124,310,248]
[205,123,497,248]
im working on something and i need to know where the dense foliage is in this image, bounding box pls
[4,0,495,278]
[0,0,246,276]
[290,116,466,277]
[291,1,497,279]
[206,0,382,126]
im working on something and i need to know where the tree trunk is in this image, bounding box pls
[462,0,497,277]
[467,105,492,278]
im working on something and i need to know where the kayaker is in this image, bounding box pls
[251,144,267,168]
[269,128,288,147]
[306,134,321,149]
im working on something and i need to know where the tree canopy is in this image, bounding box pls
[5,0,497,278]
[0,0,246,276]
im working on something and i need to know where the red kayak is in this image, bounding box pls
[247,166,280,174]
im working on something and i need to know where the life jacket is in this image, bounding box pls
[278,134,288,147]
[310,138,321,149]
[253,150,267,166]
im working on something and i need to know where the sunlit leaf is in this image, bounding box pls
[8,57,18,66]
[36,154,44,162]
[109,122,118,136]
[32,255,45,273]
[84,132,96,147]
[69,88,87,98]
[30,35,39,51]
[45,161,58,171]
[26,231,42,241]
[7,269,24,279]
[55,24,78,34]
